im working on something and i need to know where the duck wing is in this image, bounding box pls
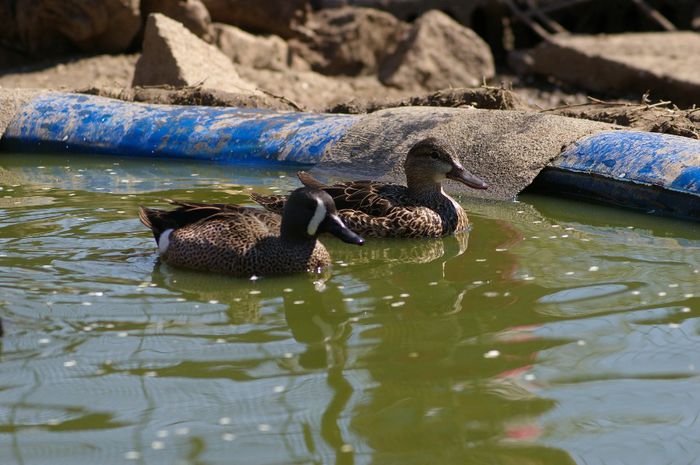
[139,201,281,242]
[339,206,444,238]
[324,181,410,217]
[298,170,404,215]
[250,192,286,214]
[298,170,411,216]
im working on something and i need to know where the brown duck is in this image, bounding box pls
[252,138,488,238]
[139,187,364,277]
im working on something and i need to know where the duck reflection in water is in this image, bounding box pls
[344,210,577,465]
[151,262,358,464]
[150,208,574,465]
[282,279,357,465]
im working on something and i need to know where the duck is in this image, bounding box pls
[252,138,488,238]
[138,187,364,277]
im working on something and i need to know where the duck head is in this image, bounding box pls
[404,138,488,191]
[281,187,364,245]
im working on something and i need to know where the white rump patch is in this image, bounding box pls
[307,198,326,236]
[158,229,174,255]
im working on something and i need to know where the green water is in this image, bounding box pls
[0,153,699,465]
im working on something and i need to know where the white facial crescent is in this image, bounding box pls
[307,198,326,236]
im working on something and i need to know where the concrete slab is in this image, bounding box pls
[517,32,700,108]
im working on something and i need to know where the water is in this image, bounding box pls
[0,153,698,465]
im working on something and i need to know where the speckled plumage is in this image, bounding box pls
[252,138,488,238]
[139,188,363,277]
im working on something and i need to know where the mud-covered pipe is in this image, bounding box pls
[0,92,698,219]
[0,92,358,165]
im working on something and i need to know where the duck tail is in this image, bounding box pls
[250,192,286,214]
[297,171,326,189]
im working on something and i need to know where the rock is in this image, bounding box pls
[379,9,495,92]
[202,0,309,38]
[0,46,35,71]
[0,2,17,44]
[141,0,212,39]
[289,7,409,76]
[315,0,482,26]
[14,0,141,55]
[212,24,289,71]
[133,13,261,95]
[513,32,700,109]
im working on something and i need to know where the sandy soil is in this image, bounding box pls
[0,52,588,111]
[0,54,138,90]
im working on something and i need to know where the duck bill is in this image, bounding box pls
[322,214,364,245]
[447,166,488,190]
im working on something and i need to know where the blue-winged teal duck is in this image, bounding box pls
[252,138,488,238]
[139,187,364,277]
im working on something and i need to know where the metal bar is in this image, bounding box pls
[630,0,677,31]
[526,0,568,33]
[503,0,552,39]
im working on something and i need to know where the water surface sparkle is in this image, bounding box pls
[0,153,699,465]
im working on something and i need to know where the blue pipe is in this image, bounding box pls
[1,92,698,219]
[530,131,700,219]
[1,92,358,166]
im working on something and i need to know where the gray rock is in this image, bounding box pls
[212,24,289,71]
[202,0,309,38]
[14,0,141,55]
[133,13,261,95]
[141,0,213,40]
[379,10,495,92]
[289,7,409,76]
[513,32,700,108]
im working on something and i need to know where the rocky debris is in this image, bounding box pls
[513,32,700,109]
[379,10,495,92]
[317,0,483,26]
[133,14,261,95]
[14,0,141,56]
[212,24,292,71]
[238,66,411,112]
[289,7,409,76]
[202,0,309,38]
[328,87,530,113]
[548,100,700,140]
[79,86,299,111]
[141,0,212,39]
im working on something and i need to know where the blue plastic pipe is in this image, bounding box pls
[1,92,698,219]
[533,131,700,219]
[1,92,358,165]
